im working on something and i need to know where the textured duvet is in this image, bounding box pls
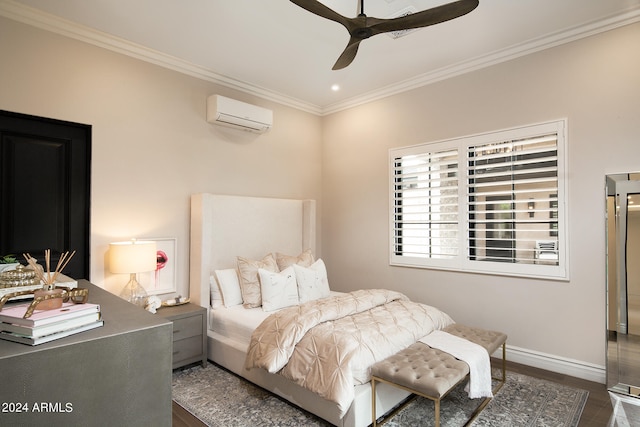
[244,289,454,416]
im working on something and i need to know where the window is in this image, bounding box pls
[390,120,567,279]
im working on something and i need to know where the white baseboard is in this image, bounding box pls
[493,344,606,384]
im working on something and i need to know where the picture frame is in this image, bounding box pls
[140,237,177,295]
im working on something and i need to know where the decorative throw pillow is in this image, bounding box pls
[237,253,278,308]
[214,269,243,307]
[258,266,299,312]
[276,249,314,271]
[293,259,330,303]
[209,274,223,309]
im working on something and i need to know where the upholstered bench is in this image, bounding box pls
[370,324,507,427]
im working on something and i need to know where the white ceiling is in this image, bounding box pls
[3,0,640,114]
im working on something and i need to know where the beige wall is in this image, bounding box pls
[2,13,640,372]
[0,17,323,297]
[321,22,640,368]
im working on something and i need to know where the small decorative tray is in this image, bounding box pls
[161,296,190,307]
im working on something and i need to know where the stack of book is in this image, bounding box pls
[0,301,102,345]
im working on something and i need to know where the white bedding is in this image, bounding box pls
[245,289,455,416]
[209,291,345,347]
[209,305,271,346]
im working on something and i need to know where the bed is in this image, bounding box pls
[189,193,453,427]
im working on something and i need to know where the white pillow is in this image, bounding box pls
[258,266,299,312]
[214,269,243,307]
[293,259,331,303]
[209,274,223,309]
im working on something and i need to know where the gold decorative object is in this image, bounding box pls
[0,286,89,318]
[0,265,39,288]
[21,249,76,311]
[161,296,190,307]
[0,249,87,316]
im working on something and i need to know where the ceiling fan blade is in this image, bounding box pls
[332,37,362,70]
[291,0,479,70]
[289,0,350,28]
[370,0,479,35]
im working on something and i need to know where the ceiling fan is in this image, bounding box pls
[290,0,480,70]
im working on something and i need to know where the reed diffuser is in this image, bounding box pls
[23,249,75,310]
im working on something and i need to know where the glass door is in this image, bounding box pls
[607,175,640,395]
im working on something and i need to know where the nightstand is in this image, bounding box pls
[157,302,207,369]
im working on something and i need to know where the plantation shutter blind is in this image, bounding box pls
[389,119,566,279]
[466,134,559,265]
[392,147,460,262]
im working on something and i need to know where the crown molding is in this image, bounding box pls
[2,1,640,117]
[322,7,640,115]
[0,0,323,115]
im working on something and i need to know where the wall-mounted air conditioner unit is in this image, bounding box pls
[206,95,273,133]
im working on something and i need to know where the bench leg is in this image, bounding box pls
[490,342,507,394]
[469,341,508,425]
[370,377,422,427]
[435,398,440,427]
[502,342,506,382]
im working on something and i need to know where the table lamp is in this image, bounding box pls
[109,239,157,306]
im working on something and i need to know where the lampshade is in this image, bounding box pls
[109,240,157,274]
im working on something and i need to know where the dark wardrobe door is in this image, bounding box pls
[0,110,91,280]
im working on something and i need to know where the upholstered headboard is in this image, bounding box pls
[189,193,316,310]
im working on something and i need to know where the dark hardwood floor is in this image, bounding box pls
[172,400,206,427]
[171,359,614,426]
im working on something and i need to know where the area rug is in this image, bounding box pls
[172,362,588,427]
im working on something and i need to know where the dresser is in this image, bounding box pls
[0,280,173,427]
[157,302,207,369]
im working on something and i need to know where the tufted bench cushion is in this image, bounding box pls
[442,323,507,356]
[370,324,507,427]
[370,342,469,399]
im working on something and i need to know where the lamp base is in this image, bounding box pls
[119,273,148,307]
